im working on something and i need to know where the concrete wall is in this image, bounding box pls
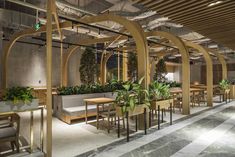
[4,41,82,88]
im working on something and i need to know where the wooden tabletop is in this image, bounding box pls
[170,88,204,94]
[84,97,115,105]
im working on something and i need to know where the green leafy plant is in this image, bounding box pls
[165,81,181,88]
[79,48,97,84]
[219,79,230,90]
[115,77,150,113]
[154,58,167,82]
[149,81,171,101]
[3,87,34,104]
[57,80,125,95]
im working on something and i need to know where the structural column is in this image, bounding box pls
[0,25,3,90]
[46,0,53,156]
[122,51,128,81]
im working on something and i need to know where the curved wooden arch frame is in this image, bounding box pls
[62,45,79,86]
[184,41,213,107]
[206,48,227,80]
[80,14,149,87]
[3,14,149,88]
[145,31,191,115]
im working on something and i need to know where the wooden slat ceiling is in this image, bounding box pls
[132,0,235,50]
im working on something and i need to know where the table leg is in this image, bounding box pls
[96,104,99,129]
[85,102,88,124]
[40,108,44,152]
[30,111,34,153]
[170,103,172,125]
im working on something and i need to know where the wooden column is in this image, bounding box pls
[145,31,190,115]
[117,51,120,81]
[185,41,213,107]
[122,51,128,81]
[46,0,53,156]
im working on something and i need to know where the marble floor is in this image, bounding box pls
[77,100,235,157]
[0,98,233,157]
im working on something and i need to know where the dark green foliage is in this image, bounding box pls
[165,81,181,88]
[128,52,137,81]
[115,77,150,113]
[79,48,97,84]
[57,80,126,95]
[219,79,230,90]
[3,87,34,104]
[149,81,171,101]
[154,58,167,82]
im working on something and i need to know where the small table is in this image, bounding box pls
[84,97,115,128]
[0,107,44,154]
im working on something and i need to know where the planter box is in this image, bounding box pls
[230,85,235,99]
[150,99,173,110]
[116,104,148,117]
[0,99,39,113]
[53,92,116,124]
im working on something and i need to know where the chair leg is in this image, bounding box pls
[122,118,125,129]
[107,115,110,133]
[10,141,15,152]
[15,139,20,153]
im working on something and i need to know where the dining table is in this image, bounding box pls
[83,97,115,129]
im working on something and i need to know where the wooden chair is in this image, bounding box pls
[173,94,182,112]
[0,114,20,153]
[98,103,126,133]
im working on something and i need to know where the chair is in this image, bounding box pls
[0,113,20,153]
[173,94,182,112]
[98,103,117,133]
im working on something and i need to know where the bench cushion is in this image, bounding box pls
[0,127,16,138]
[63,105,97,116]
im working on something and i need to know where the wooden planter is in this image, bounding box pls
[0,99,39,113]
[116,104,148,142]
[230,85,235,99]
[150,99,173,129]
[116,104,148,117]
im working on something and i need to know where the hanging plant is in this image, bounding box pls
[154,58,167,82]
[79,48,97,84]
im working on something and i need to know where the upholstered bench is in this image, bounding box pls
[54,93,116,124]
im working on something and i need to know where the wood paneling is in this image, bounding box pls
[132,0,235,50]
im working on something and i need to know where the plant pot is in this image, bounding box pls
[150,99,173,110]
[230,85,235,99]
[0,99,39,113]
[116,104,148,117]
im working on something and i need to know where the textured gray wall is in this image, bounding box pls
[3,41,82,88]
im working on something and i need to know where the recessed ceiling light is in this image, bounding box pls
[208,1,223,7]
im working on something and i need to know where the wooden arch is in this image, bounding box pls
[145,31,191,115]
[3,14,149,88]
[184,41,213,107]
[206,48,227,80]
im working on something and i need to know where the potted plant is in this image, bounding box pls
[219,79,231,102]
[219,79,230,91]
[149,81,173,112]
[115,77,150,117]
[149,81,173,127]
[115,77,150,140]
[0,87,38,113]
